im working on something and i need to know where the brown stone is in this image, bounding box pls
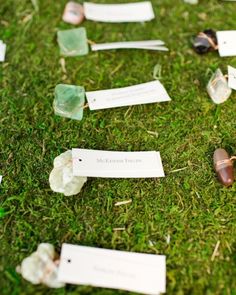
[213,148,234,187]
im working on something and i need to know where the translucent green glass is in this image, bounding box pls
[57,28,89,56]
[54,84,85,120]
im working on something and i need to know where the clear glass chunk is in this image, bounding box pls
[207,68,232,104]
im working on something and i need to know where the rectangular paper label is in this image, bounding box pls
[86,81,171,111]
[217,31,236,57]
[84,2,155,23]
[72,149,165,178]
[58,244,166,295]
[0,42,6,62]
[91,40,168,51]
[228,65,236,90]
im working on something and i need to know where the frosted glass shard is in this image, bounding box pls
[207,69,232,104]
[54,84,85,120]
[57,28,89,56]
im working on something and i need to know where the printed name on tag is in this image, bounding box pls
[86,81,171,111]
[216,31,236,57]
[0,41,6,62]
[72,149,165,178]
[91,40,168,51]
[228,65,236,90]
[83,2,155,23]
[58,244,166,295]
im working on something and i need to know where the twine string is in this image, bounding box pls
[215,156,236,171]
[40,260,58,284]
[230,156,236,161]
[82,103,89,110]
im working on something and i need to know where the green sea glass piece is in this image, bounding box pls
[57,28,89,56]
[54,84,85,120]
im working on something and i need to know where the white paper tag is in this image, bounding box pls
[86,81,171,111]
[217,31,236,57]
[0,41,6,62]
[84,2,155,23]
[72,149,165,178]
[91,40,168,51]
[0,175,2,185]
[58,244,166,295]
[228,65,236,90]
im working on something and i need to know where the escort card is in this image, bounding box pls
[58,244,166,295]
[91,40,168,51]
[86,81,171,111]
[83,2,155,23]
[228,65,236,90]
[0,41,6,62]
[72,149,165,178]
[216,31,236,57]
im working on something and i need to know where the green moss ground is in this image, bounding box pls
[0,0,236,294]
